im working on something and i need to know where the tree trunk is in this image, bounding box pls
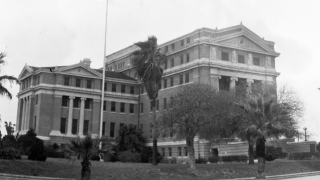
[81,159,91,180]
[248,143,254,165]
[152,100,158,166]
[256,137,266,179]
[187,138,196,169]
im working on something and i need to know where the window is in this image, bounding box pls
[162,148,165,157]
[103,101,107,111]
[168,148,172,156]
[60,118,66,134]
[150,100,153,111]
[102,122,106,136]
[221,52,229,61]
[73,97,80,108]
[170,77,174,87]
[163,98,167,109]
[35,95,38,105]
[180,55,183,64]
[121,85,126,93]
[129,104,134,114]
[110,122,115,138]
[140,103,144,113]
[34,116,37,129]
[85,99,91,109]
[178,147,182,156]
[37,75,40,85]
[185,72,189,83]
[149,124,152,139]
[111,101,116,112]
[171,43,175,51]
[238,55,245,64]
[171,58,174,67]
[180,39,184,47]
[83,120,89,135]
[86,80,92,89]
[120,103,125,113]
[156,100,159,111]
[163,79,167,89]
[165,46,168,53]
[120,123,124,131]
[104,83,107,91]
[186,53,190,63]
[130,86,134,94]
[164,60,167,69]
[72,119,78,134]
[187,37,190,44]
[184,147,188,156]
[64,77,70,86]
[141,86,144,94]
[179,74,183,85]
[112,84,116,92]
[253,57,260,66]
[62,96,69,107]
[75,78,81,87]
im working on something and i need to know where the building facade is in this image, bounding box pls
[16,24,280,158]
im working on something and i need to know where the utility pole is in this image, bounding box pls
[303,127,308,141]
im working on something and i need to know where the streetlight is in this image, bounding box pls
[303,127,308,141]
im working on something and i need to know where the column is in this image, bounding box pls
[21,99,26,130]
[67,96,75,135]
[26,96,32,130]
[15,99,22,132]
[92,99,101,136]
[210,74,221,91]
[247,79,254,95]
[23,97,28,130]
[79,98,86,136]
[229,77,238,91]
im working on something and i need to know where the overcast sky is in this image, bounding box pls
[0,0,319,141]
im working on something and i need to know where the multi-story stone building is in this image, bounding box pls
[16,24,280,158]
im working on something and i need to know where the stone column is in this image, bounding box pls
[16,99,22,132]
[79,97,86,136]
[21,98,26,130]
[229,77,238,91]
[23,97,29,130]
[26,96,32,130]
[247,79,254,95]
[210,74,221,91]
[67,96,75,135]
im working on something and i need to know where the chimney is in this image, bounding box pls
[82,58,91,67]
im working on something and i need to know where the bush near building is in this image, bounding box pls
[0,147,21,160]
[28,138,47,161]
[288,152,320,160]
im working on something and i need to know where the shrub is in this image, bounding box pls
[0,147,21,160]
[288,152,320,160]
[103,153,118,162]
[195,157,208,164]
[220,155,248,163]
[45,145,64,158]
[17,129,38,155]
[28,139,47,161]
[265,146,288,161]
[140,146,162,163]
[208,156,219,163]
[91,154,101,161]
[118,151,141,163]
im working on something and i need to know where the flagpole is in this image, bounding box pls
[99,0,109,148]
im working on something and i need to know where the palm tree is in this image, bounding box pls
[132,36,167,165]
[0,52,20,99]
[116,124,146,153]
[236,94,295,179]
[68,135,101,180]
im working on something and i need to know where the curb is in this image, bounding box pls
[0,173,75,180]
[220,171,320,180]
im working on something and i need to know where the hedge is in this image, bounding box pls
[288,152,320,160]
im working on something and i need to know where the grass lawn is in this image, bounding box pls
[0,157,320,180]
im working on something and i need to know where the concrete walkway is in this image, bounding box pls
[222,171,320,180]
[0,173,75,180]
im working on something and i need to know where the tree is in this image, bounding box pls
[0,52,20,99]
[4,121,15,136]
[159,83,235,169]
[116,124,146,153]
[132,36,167,165]
[67,135,101,180]
[235,94,298,179]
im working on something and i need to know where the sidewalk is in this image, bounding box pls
[0,173,75,180]
[222,171,320,180]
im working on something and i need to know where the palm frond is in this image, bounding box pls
[0,85,13,99]
[0,75,20,84]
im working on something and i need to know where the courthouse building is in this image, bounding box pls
[16,24,280,158]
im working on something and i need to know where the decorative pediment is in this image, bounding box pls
[218,36,268,53]
[59,65,101,77]
[18,65,33,79]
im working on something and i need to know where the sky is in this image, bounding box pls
[0,0,319,141]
